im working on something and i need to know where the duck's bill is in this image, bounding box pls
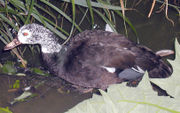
[155,49,174,57]
[4,38,21,50]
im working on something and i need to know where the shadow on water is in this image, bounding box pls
[11,89,91,113]
[0,1,180,113]
[0,74,92,113]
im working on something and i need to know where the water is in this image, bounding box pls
[0,1,179,113]
[11,89,91,113]
[0,75,92,113]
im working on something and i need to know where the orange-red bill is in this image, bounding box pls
[4,38,21,50]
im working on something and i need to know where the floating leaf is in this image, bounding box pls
[0,61,17,75]
[151,39,180,98]
[15,73,26,76]
[66,72,180,113]
[10,91,32,105]
[30,67,50,76]
[0,107,13,113]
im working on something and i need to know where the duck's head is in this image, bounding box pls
[4,24,62,53]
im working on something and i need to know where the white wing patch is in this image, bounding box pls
[101,65,144,74]
[101,66,116,73]
[131,66,145,74]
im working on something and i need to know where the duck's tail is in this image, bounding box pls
[148,60,172,78]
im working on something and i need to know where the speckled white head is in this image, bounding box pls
[7,24,62,53]
[17,24,52,45]
[18,29,32,44]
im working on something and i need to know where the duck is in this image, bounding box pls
[4,23,172,91]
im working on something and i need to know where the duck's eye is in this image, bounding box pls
[23,32,29,36]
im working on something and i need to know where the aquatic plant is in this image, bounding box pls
[0,0,136,67]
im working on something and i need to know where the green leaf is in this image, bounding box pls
[12,80,20,89]
[0,107,13,113]
[66,72,180,113]
[151,39,180,98]
[62,0,122,10]
[0,61,17,75]
[30,67,50,76]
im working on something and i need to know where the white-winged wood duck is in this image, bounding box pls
[4,24,172,90]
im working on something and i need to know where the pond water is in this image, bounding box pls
[0,1,179,113]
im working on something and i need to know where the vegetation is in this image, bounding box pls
[0,0,179,65]
[0,0,135,68]
[0,107,12,113]
[0,0,131,45]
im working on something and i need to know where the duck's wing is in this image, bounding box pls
[56,30,141,89]
[68,30,172,78]
[68,30,137,69]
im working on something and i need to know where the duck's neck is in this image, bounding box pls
[41,40,62,53]
[41,45,68,76]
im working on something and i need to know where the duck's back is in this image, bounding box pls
[43,30,172,89]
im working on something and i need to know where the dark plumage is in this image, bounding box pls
[4,24,172,91]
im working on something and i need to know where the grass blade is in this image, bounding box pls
[62,0,122,10]
[86,0,94,27]
[93,9,117,32]
[25,0,35,24]
[40,0,82,32]
[0,14,18,31]
[31,13,67,40]
[115,10,138,38]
